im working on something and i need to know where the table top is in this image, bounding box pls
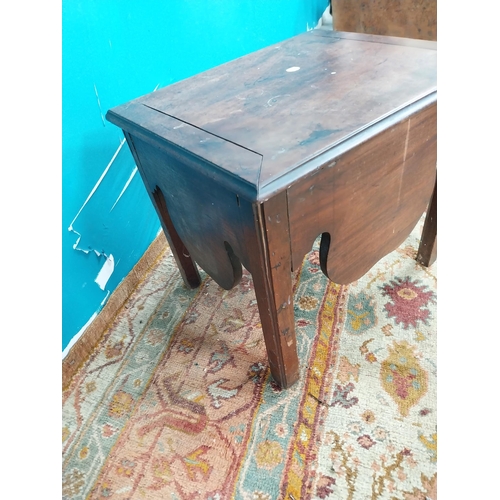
[107,30,436,199]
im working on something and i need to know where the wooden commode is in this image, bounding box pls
[107,3,437,388]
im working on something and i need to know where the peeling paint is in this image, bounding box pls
[95,254,115,290]
[62,0,328,353]
[65,137,126,308]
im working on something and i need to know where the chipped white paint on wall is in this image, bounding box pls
[63,137,126,354]
[95,254,115,290]
[62,0,330,352]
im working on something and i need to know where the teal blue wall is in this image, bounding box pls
[62,0,329,352]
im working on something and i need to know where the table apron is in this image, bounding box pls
[287,101,437,284]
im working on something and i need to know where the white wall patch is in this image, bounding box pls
[95,254,115,290]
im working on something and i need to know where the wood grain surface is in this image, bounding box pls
[108,30,436,196]
[332,0,437,41]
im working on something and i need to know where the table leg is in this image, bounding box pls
[152,186,201,288]
[416,177,437,267]
[248,192,300,389]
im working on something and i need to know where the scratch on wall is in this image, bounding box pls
[110,166,138,211]
[94,83,106,126]
[68,137,126,251]
[71,81,161,245]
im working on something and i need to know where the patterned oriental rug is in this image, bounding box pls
[62,218,437,500]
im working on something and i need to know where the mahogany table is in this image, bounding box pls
[106,29,437,389]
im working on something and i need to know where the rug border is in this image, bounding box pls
[62,232,169,391]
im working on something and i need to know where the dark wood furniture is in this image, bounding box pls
[107,27,436,389]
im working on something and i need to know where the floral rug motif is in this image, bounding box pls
[62,217,436,500]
